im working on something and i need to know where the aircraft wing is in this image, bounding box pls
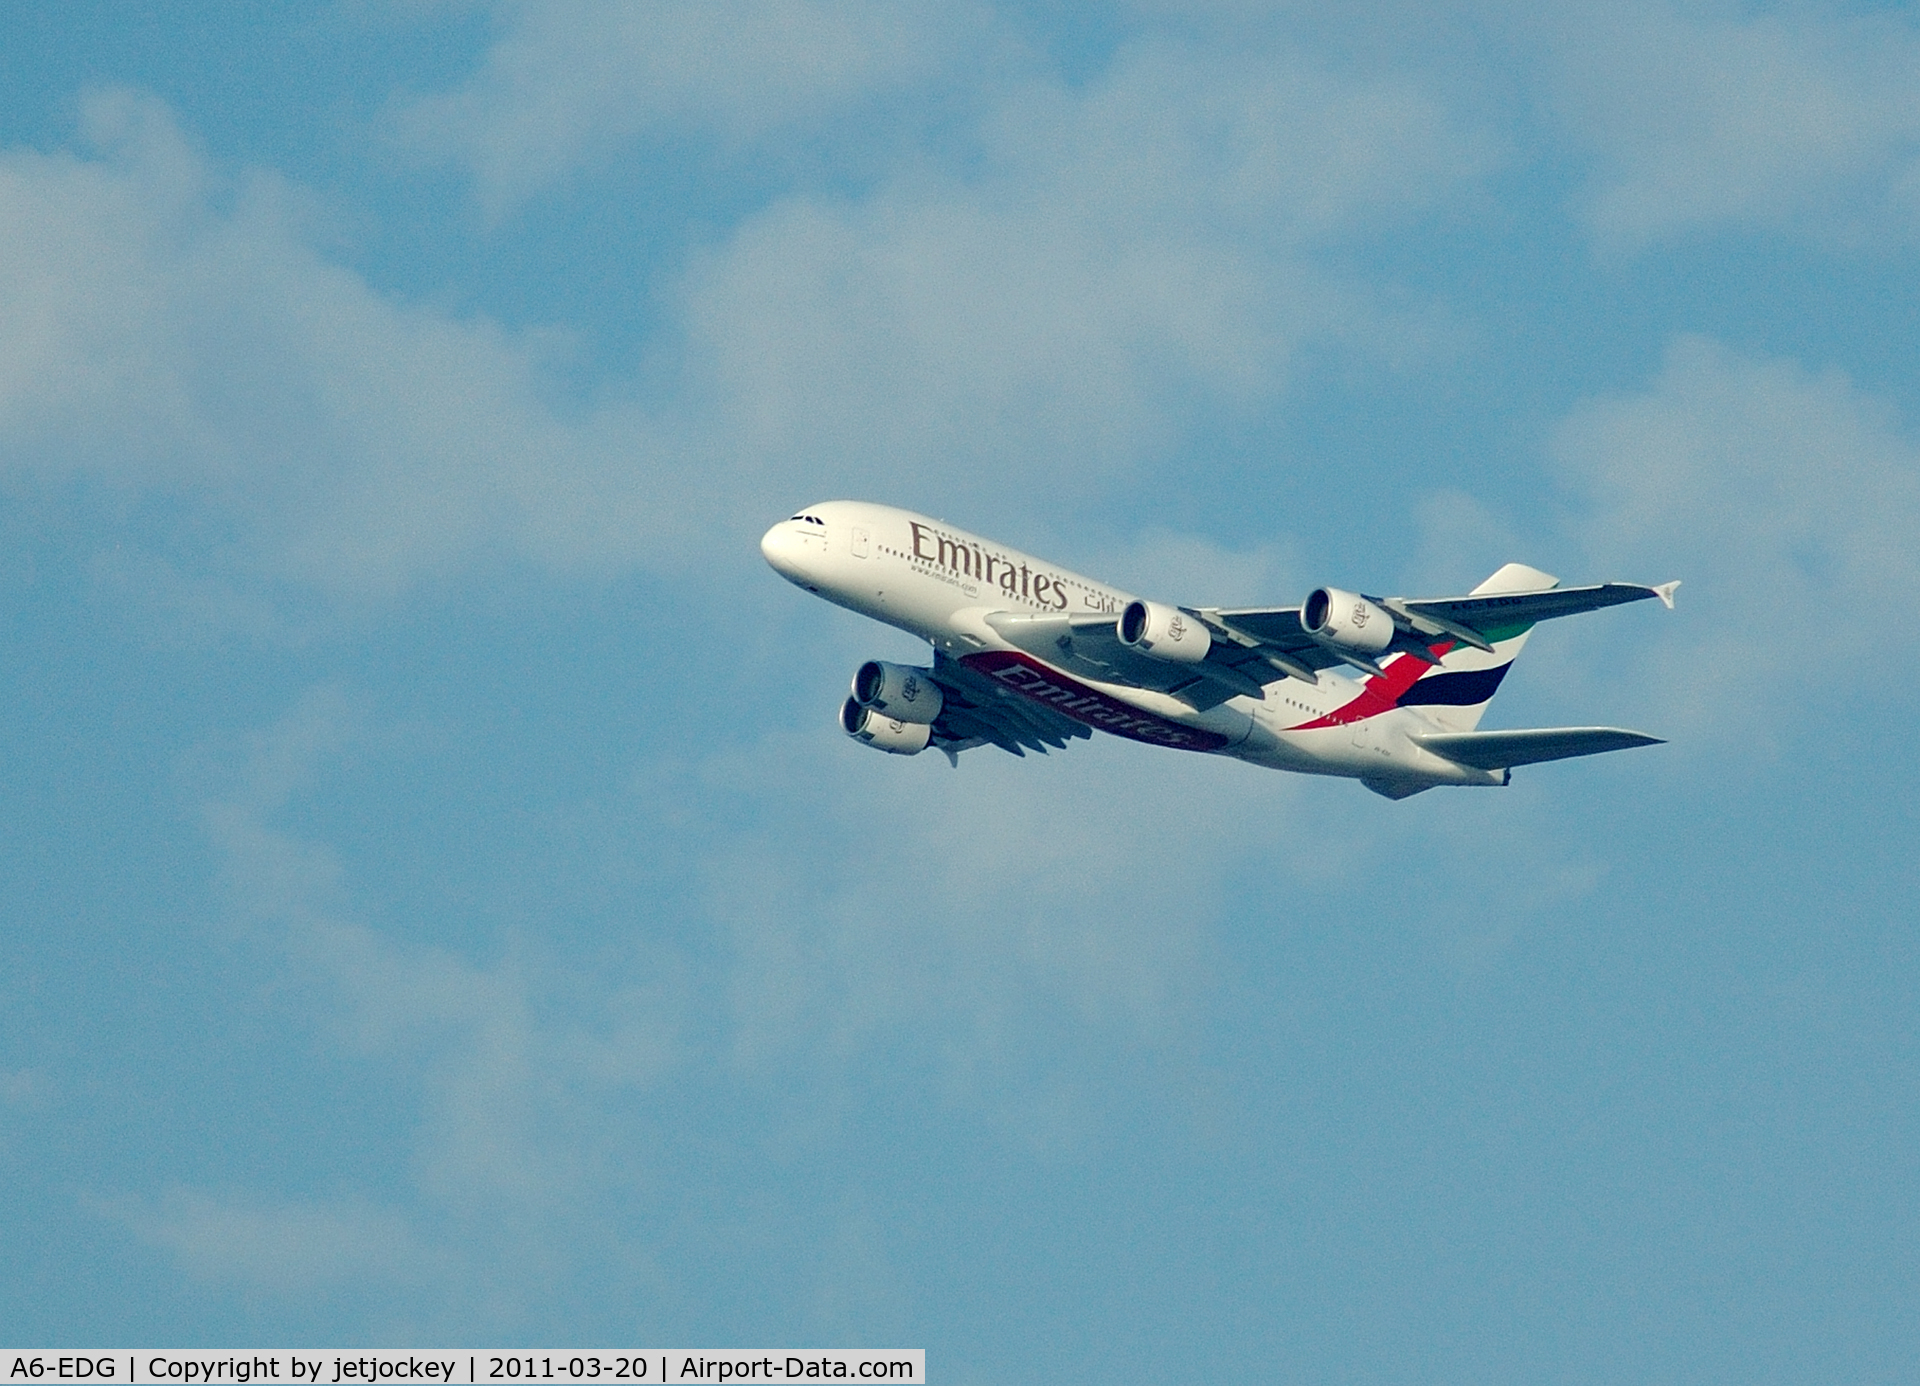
[1190,607,1349,681]
[1390,581,1679,640]
[985,611,1272,709]
[1207,579,1678,671]
[1414,727,1664,769]
[958,576,1680,722]
[928,650,1093,757]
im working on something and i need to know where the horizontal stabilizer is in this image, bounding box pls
[1415,727,1664,770]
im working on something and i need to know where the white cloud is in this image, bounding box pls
[129,627,1639,1308]
[1555,334,1920,739]
[1100,528,1305,607]
[124,1189,448,1292]
[1404,489,1530,596]
[157,679,1275,1301]
[20,2,1915,1345]
[1539,2,1920,246]
[687,684,1634,1117]
[0,1068,40,1149]
[704,734,1245,1078]
[2,44,1485,605]
[669,38,1488,520]
[198,688,684,1211]
[0,90,676,597]
[397,0,988,207]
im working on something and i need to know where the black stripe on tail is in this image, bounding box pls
[1395,663,1511,708]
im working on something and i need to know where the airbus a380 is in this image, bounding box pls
[761,501,1677,799]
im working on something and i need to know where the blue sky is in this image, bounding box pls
[2,1,1917,1376]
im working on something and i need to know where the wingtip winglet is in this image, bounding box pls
[1653,580,1680,609]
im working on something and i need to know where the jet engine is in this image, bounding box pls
[852,660,944,723]
[841,696,931,755]
[1117,599,1211,663]
[1301,587,1395,654]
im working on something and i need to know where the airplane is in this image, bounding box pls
[761,501,1677,799]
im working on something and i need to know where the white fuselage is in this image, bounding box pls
[762,501,1502,787]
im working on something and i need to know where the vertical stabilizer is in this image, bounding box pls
[1394,564,1556,732]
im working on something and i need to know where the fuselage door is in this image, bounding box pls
[851,526,870,558]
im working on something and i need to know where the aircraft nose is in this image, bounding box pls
[761,520,807,581]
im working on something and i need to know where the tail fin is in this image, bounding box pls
[1394,563,1555,732]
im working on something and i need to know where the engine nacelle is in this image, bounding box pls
[1118,599,1211,663]
[852,660,944,723]
[841,697,932,755]
[1301,587,1395,654]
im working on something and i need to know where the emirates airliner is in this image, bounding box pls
[762,502,1676,798]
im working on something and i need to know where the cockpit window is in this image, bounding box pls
[788,514,827,524]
